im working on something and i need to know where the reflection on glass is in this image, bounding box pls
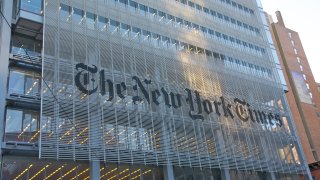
[5,108,39,142]
[120,23,130,38]
[8,69,41,96]
[11,34,42,57]
[1,157,164,180]
[109,19,119,33]
[25,76,40,95]
[151,33,160,47]
[73,8,84,25]
[86,12,96,30]
[98,16,108,31]
[131,26,141,41]
[60,3,71,21]
[5,109,23,133]
[174,167,222,180]
[104,124,154,151]
[9,71,25,94]
[129,0,138,9]
[139,4,147,16]
[20,0,42,15]
[142,30,150,43]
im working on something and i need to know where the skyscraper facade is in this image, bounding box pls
[0,0,312,179]
[267,11,320,179]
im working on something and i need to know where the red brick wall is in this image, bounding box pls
[270,21,320,164]
[311,169,320,179]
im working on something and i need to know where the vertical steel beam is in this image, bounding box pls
[90,161,100,180]
[163,165,174,180]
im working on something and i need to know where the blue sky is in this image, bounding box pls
[261,0,320,82]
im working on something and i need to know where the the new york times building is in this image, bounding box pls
[0,0,312,179]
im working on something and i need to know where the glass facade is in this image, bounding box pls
[1,157,163,179]
[174,167,222,180]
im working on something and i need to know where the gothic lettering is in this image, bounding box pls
[234,98,249,122]
[132,76,150,104]
[75,63,98,95]
[75,63,284,128]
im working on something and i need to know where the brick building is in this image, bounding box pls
[268,11,320,179]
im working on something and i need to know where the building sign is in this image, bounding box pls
[75,63,283,127]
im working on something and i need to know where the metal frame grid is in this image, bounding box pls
[40,0,309,175]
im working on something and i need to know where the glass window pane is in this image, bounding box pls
[23,113,32,132]
[30,114,38,132]
[196,4,202,11]
[109,19,119,33]
[119,0,128,5]
[5,109,23,133]
[157,11,166,18]
[25,75,40,96]
[120,23,130,37]
[131,26,140,41]
[139,4,147,15]
[73,8,84,25]
[20,0,42,15]
[11,34,42,57]
[142,30,151,42]
[98,16,108,31]
[129,0,138,9]
[148,7,157,15]
[9,70,25,94]
[188,1,195,8]
[86,12,96,30]
[60,4,71,21]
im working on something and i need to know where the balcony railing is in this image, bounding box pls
[11,46,42,64]
[5,131,39,143]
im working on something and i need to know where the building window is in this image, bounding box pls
[306,83,310,89]
[86,12,96,30]
[98,16,108,31]
[291,40,295,47]
[109,19,120,33]
[59,4,71,21]
[11,34,42,57]
[294,48,298,55]
[119,0,129,6]
[131,26,141,40]
[139,4,148,16]
[5,108,39,142]
[300,65,303,72]
[303,74,307,80]
[73,8,84,25]
[20,0,43,15]
[129,0,138,10]
[288,32,292,38]
[120,23,131,37]
[297,57,301,64]
[8,68,41,96]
